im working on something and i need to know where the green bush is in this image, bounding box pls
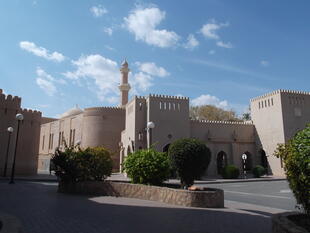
[274,124,310,215]
[122,148,170,185]
[51,146,113,182]
[252,165,266,178]
[222,165,240,179]
[168,138,211,188]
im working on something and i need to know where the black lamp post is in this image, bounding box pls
[3,127,13,177]
[242,153,247,179]
[9,113,24,184]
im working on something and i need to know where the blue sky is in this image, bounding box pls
[1,0,310,117]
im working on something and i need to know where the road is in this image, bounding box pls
[197,180,297,211]
[0,180,296,233]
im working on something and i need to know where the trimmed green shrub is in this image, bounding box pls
[122,148,170,185]
[274,124,310,215]
[51,146,113,182]
[252,165,266,178]
[168,138,211,188]
[222,165,240,179]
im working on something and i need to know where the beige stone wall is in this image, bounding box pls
[0,89,41,175]
[251,91,286,176]
[81,107,125,170]
[251,90,310,176]
[147,95,190,151]
[38,107,125,172]
[190,120,256,176]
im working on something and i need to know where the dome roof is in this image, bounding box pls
[60,105,83,118]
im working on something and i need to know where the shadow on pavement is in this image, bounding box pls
[0,181,272,233]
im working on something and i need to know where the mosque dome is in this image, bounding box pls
[60,105,83,118]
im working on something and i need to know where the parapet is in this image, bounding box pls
[19,108,42,122]
[84,106,125,116]
[0,92,22,109]
[250,89,310,102]
[148,94,189,100]
[190,119,253,125]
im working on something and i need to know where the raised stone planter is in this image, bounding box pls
[272,212,309,233]
[58,181,224,208]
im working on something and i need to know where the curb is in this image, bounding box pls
[0,177,286,184]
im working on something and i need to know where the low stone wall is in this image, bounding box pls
[272,212,309,233]
[59,181,224,208]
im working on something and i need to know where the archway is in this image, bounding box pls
[163,144,170,153]
[242,151,252,171]
[217,151,228,174]
[259,149,268,170]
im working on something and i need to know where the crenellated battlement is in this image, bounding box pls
[148,94,189,100]
[250,89,310,102]
[19,108,42,122]
[0,92,22,109]
[84,106,125,112]
[190,119,253,125]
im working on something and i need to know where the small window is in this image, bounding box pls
[42,135,45,150]
[268,99,270,107]
[178,103,180,111]
[139,102,142,110]
[258,102,261,109]
[261,101,264,108]
[164,102,167,110]
[264,100,267,107]
[159,102,162,109]
[168,102,171,110]
[271,98,274,105]
[173,103,176,110]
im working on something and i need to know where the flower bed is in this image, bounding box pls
[58,181,224,208]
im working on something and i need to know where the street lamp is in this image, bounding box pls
[3,127,13,177]
[147,121,155,149]
[9,113,24,184]
[242,153,247,179]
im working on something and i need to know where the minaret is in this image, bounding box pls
[118,59,131,107]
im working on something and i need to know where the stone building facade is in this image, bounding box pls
[38,61,310,177]
[0,89,41,175]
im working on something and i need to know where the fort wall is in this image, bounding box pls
[0,89,41,175]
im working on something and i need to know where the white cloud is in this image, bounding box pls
[105,45,115,51]
[200,19,228,40]
[124,6,180,48]
[191,94,228,109]
[63,54,120,101]
[131,72,153,92]
[20,41,65,62]
[183,34,199,50]
[90,5,107,17]
[35,67,66,96]
[216,41,233,48]
[260,60,269,67]
[200,19,232,49]
[36,78,56,96]
[104,27,113,36]
[135,62,170,77]
[209,50,215,55]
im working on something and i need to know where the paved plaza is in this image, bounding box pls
[0,180,296,233]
